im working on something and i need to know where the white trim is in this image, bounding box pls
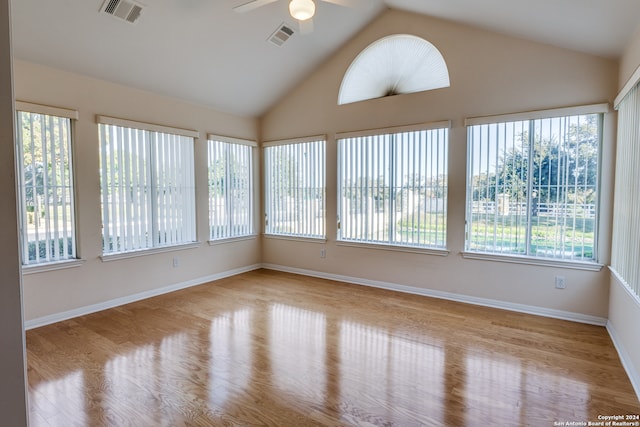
[337,241,449,256]
[262,134,326,147]
[207,134,257,147]
[96,115,200,138]
[606,320,640,401]
[24,264,262,330]
[21,259,85,275]
[615,64,640,109]
[100,242,201,262]
[261,263,608,326]
[263,234,327,244]
[208,234,258,245]
[15,101,78,120]
[461,251,603,271]
[336,120,451,140]
[464,103,611,127]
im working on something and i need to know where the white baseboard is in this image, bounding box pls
[26,262,609,329]
[24,261,608,327]
[24,264,262,330]
[607,321,640,401]
[261,263,608,326]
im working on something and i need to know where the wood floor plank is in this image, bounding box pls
[27,269,640,426]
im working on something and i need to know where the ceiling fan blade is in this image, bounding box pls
[233,0,279,13]
[299,17,314,35]
[319,0,354,7]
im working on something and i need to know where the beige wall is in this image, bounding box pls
[0,0,28,424]
[261,9,619,319]
[619,25,640,90]
[15,60,261,322]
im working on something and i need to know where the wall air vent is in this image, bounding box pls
[101,0,143,24]
[268,24,294,47]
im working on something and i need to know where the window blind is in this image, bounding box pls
[337,125,448,249]
[466,112,602,261]
[611,83,640,298]
[208,136,255,240]
[264,138,326,239]
[99,122,196,254]
[16,110,77,264]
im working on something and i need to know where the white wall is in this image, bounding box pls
[261,9,619,320]
[0,0,28,424]
[608,273,640,398]
[14,60,261,323]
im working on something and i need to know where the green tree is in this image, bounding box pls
[479,115,599,205]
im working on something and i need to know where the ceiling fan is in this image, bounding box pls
[233,0,351,33]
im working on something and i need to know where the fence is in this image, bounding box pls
[470,201,596,218]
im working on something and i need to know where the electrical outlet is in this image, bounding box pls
[173,257,179,268]
[320,248,326,258]
[555,276,566,289]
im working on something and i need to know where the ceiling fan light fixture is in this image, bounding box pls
[289,0,315,21]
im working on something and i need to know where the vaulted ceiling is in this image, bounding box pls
[11,0,640,117]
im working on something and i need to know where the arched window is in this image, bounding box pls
[338,34,450,105]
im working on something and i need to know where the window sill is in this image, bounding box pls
[460,251,603,271]
[22,258,86,275]
[101,242,201,262]
[337,240,449,256]
[263,234,327,244]
[208,234,258,246]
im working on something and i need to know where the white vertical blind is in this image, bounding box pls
[16,111,76,264]
[153,131,196,246]
[337,126,448,248]
[264,138,326,238]
[611,83,640,298]
[208,137,255,240]
[99,123,196,254]
[466,113,601,261]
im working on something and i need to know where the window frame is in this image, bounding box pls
[97,115,199,259]
[15,101,81,270]
[207,134,257,244]
[462,103,609,271]
[335,121,450,254]
[263,135,326,241]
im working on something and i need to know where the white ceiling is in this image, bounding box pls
[10,0,640,117]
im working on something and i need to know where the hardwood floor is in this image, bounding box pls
[27,269,639,426]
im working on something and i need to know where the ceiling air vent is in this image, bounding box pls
[268,24,294,47]
[101,0,143,24]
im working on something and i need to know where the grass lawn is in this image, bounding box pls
[468,214,594,258]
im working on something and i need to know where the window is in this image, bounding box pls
[15,103,78,265]
[465,105,606,262]
[98,116,197,255]
[612,82,640,298]
[264,137,325,239]
[337,123,449,249]
[338,34,450,105]
[208,136,255,241]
